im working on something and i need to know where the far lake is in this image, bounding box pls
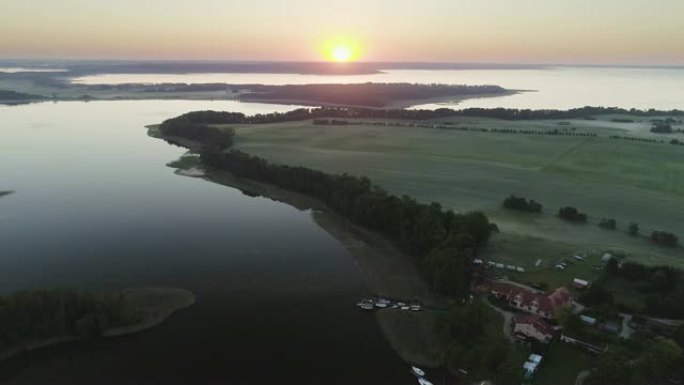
[70,66,684,110]
[0,100,416,384]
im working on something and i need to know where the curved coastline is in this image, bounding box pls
[155,130,449,367]
[0,287,195,362]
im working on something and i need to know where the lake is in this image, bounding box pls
[0,100,416,384]
[70,66,684,110]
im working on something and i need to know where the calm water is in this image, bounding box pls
[70,67,684,110]
[0,100,415,384]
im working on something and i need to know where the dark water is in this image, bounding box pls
[0,101,416,384]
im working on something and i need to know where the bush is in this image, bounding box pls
[558,206,587,222]
[599,218,617,230]
[502,195,543,213]
[651,231,679,247]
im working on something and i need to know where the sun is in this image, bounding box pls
[331,46,353,62]
[321,37,361,63]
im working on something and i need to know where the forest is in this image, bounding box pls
[236,83,507,108]
[0,289,132,351]
[583,260,684,318]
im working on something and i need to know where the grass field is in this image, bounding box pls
[534,343,593,385]
[222,116,683,277]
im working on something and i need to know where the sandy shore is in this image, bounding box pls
[104,287,196,337]
[201,168,449,367]
[0,287,195,361]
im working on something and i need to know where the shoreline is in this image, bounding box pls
[163,149,449,367]
[1,86,519,110]
[0,287,195,362]
[237,90,520,110]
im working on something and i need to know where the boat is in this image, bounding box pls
[360,302,374,310]
[411,366,425,377]
[375,302,388,308]
[410,305,421,311]
[401,306,410,310]
[417,378,433,385]
[397,302,406,306]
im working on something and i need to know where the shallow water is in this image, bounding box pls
[70,66,684,110]
[0,100,415,384]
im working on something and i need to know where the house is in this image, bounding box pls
[513,314,556,343]
[488,281,572,319]
[573,278,591,290]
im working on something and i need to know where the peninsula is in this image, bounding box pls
[0,287,195,361]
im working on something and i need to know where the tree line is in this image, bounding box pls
[609,134,684,147]
[586,259,684,318]
[200,150,494,296]
[0,289,132,351]
[361,120,598,137]
[158,106,684,127]
[501,197,678,248]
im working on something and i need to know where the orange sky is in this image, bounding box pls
[1,0,683,65]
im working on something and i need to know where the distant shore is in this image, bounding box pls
[0,287,195,362]
[1,82,514,109]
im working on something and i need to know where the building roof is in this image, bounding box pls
[514,314,556,337]
[529,354,543,364]
[489,281,572,315]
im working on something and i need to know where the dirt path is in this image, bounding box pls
[483,297,515,343]
[575,369,592,385]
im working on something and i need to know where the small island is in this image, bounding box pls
[0,287,195,361]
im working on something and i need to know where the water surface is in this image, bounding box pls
[0,100,413,384]
[70,67,684,110]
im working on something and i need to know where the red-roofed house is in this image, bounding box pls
[513,314,557,343]
[487,281,572,319]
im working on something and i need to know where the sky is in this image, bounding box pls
[1,0,683,65]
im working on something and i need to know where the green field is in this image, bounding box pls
[221,116,683,278]
[534,343,592,385]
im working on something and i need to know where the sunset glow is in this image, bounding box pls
[321,37,361,63]
[0,0,683,65]
[331,46,353,62]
